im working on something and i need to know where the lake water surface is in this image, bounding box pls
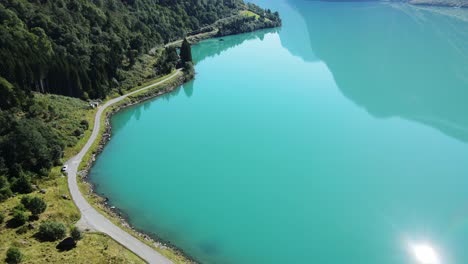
[90,1,468,263]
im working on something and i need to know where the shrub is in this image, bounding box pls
[12,204,26,212]
[70,226,82,241]
[80,120,89,130]
[5,247,23,264]
[37,221,66,241]
[11,175,32,194]
[73,128,83,137]
[21,196,47,216]
[0,187,12,202]
[20,196,31,207]
[0,212,4,223]
[12,210,28,226]
[0,176,12,202]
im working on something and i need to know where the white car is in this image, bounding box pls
[61,165,68,172]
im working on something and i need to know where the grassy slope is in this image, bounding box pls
[0,94,145,263]
[240,10,260,19]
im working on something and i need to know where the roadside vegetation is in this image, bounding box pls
[0,172,144,263]
[0,42,195,263]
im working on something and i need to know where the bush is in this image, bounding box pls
[0,187,12,202]
[0,176,12,202]
[21,196,46,216]
[12,204,26,212]
[70,226,82,241]
[5,247,23,264]
[12,210,28,226]
[79,120,89,130]
[11,175,32,194]
[37,221,66,241]
[0,212,4,223]
[20,196,31,206]
[73,128,84,137]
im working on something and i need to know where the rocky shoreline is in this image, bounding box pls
[78,73,198,264]
[408,0,468,8]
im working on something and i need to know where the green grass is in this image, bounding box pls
[127,69,179,94]
[30,93,95,158]
[240,10,260,20]
[0,93,147,263]
[0,176,144,264]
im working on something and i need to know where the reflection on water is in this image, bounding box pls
[183,82,194,98]
[260,0,468,142]
[192,28,278,63]
[408,242,441,264]
[110,28,275,133]
[93,2,468,263]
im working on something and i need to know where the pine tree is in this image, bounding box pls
[180,38,193,63]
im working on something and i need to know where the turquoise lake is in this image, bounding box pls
[90,1,468,263]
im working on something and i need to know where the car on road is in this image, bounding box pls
[61,165,68,172]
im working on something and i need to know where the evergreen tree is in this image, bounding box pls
[21,196,47,216]
[180,38,193,63]
[6,247,23,264]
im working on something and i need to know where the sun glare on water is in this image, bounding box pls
[409,243,440,264]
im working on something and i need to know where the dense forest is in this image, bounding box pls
[0,0,280,200]
[0,0,246,101]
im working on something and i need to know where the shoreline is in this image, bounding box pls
[408,0,468,8]
[78,72,198,263]
[65,69,184,264]
[75,22,282,263]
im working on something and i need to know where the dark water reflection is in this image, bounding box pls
[259,0,468,142]
[192,28,277,63]
[111,28,276,133]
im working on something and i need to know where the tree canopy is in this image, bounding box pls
[0,0,245,102]
[180,38,193,63]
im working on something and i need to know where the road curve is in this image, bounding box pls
[66,70,182,264]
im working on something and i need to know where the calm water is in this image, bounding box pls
[90,1,468,263]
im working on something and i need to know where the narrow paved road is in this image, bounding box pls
[66,70,182,264]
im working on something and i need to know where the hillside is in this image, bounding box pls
[0,0,280,102]
[0,0,280,194]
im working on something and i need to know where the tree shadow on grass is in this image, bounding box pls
[5,219,24,229]
[56,237,76,252]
